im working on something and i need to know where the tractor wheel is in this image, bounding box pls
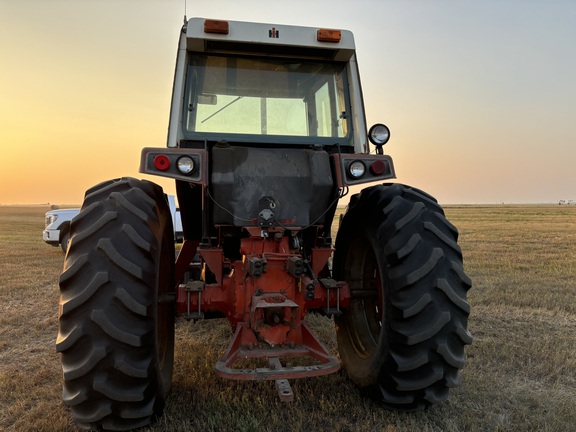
[333,183,472,411]
[56,177,175,431]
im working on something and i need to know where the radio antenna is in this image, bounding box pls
[184,0,187,23]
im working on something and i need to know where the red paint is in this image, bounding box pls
[174,229,350,380]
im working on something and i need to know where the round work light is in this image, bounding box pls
[348,160,366,178]
[177,156,195,175]
[368,123,391,146]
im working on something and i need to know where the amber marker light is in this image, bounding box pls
[204,19,229,34]
[317,29,341,43]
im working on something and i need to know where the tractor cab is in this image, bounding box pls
[140,18,395,234]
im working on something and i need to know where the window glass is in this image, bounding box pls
[185,55,350,142]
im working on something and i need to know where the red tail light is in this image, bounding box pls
[154,155,170,171]
[370,160,387,175]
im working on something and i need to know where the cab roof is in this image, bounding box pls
[185,17,356,61]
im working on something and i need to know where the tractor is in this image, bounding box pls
[57,17,472,431]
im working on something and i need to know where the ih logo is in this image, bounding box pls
[269,27,279,38]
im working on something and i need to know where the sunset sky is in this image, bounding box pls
[1,0,575,205]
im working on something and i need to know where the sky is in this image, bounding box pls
[1,0,575,205]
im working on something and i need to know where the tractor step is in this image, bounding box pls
[323,308,342,316]
[183,279,205,321]
[319,278,343,316]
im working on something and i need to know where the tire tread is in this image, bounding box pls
[334,183,472,411]
[57,177,174,430]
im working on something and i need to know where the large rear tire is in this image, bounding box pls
[57,177,175,430]
[333,183,472,411]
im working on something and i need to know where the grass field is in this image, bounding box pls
[0,204,575,431]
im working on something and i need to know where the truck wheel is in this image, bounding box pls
[57,177,175,431]
[333,183,472,411]
[60,227,70,253]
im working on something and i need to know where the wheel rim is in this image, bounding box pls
[61,233,70,252]
[345,236,384,359]
[156,221,175,387]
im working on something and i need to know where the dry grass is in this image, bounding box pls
[0,204,575,431]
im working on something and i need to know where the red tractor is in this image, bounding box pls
[57,18,472,431]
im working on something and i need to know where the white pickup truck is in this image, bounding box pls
[43,195,183,252]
